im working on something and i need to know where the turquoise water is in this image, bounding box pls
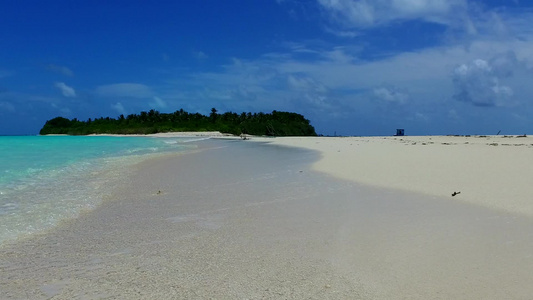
[0,135,203,245]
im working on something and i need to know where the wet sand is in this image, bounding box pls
[258,135,533,217]
[1,138,532,299]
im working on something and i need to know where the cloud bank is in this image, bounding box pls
[453,53,519,107]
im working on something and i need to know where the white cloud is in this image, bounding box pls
[287,75,327,93]
[47,64,74,76]
[54,82,76,97]
[321,47,355,64]
[149,96,167,109]
[276,45,455,91]
[373,86,409,104]
[317,0,468,28]
[324,26,359,38]
[452,54,518,107]
[111,102,127,115]
[95,83,152,98]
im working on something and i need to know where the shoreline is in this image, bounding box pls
[43,132,533,216]
[38,132,533,216]
[88,131,236,138]
[41,131,237,138]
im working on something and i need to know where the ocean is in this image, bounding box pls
[0,135,203,245]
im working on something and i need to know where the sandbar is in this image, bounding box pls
[256,135,533,217]
[1,137,532,299]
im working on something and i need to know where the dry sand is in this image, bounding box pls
[257,135,533,217]
[1,137,532,299]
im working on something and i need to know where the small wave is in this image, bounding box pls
[125,147,160,154]
[179,137,212,143]
[157,137,211,144]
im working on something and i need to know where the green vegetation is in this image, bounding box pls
[39,108,317,136]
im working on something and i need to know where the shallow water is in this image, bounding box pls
[0,135,204,244]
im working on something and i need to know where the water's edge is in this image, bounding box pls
[0,136,209,245]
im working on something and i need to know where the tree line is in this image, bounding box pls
[39,108,317,136]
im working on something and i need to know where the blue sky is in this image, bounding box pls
[1,0,533,135]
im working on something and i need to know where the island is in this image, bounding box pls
[39,108,317,136]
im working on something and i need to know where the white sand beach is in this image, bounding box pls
[259,135,533,217]
[1,136,532,299]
